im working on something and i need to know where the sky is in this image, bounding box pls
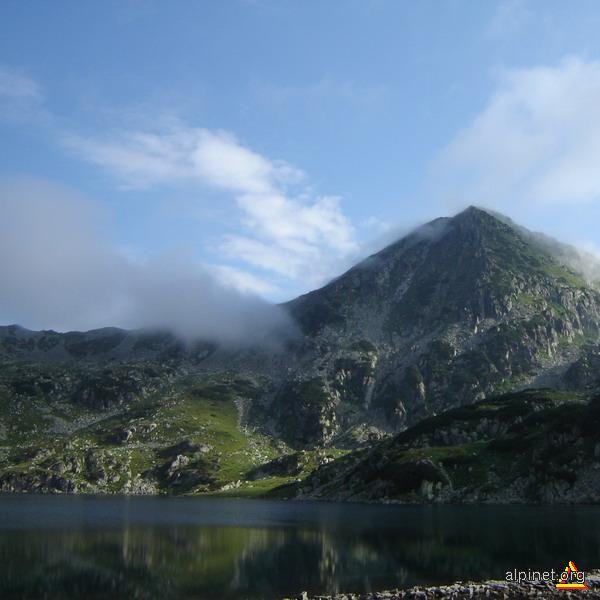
[3,0,600,335]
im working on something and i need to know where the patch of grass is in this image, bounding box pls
[517,293,537,308]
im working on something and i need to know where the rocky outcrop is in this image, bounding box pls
[563,345,600,390]
[0,471,77,493]
[247,453,303,480]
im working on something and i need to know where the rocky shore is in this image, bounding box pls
[286,571,600,599]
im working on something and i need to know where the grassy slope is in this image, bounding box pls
[0,368,347,495]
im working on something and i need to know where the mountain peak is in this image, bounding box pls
[452,205,504,225]
[457,204,488,216]
[446,205,525,253]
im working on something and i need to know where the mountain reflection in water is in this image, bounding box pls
[0,496,599,599]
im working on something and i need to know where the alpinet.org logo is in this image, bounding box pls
[556,561,588,590]
[505,561,588,590]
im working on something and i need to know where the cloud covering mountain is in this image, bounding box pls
[0,179,291,343]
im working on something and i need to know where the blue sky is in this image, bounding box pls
[3,1,600,332]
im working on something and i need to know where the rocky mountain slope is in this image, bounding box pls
[267,206,600,445]
[0,361,343,494]
[2,206,600,497]
[289,388,600,504]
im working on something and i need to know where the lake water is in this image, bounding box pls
[0,495,598,599]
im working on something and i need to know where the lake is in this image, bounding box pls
[0,495,598,599]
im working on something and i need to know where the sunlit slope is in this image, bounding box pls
[0,366,342,494]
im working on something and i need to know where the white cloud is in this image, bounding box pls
[0,178,291,342]
[66,126,358,290]
[211,265,280,297]
[0,66,43,119]
[220,235,302,278]
[0,66,42,102]
[437,57,600,207]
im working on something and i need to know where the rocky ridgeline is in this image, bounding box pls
[286,571,600,599]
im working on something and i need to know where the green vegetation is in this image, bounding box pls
[297,389,600,504]
[0,364,349,497]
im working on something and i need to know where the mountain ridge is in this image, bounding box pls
[3,206,600,445]
[2,206,600,498]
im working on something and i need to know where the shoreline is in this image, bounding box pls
[2,488,600,508]
[284,572,600,599]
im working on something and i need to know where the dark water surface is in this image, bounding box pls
[0,495,598,599]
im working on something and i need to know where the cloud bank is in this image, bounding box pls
[0,179,292,343]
